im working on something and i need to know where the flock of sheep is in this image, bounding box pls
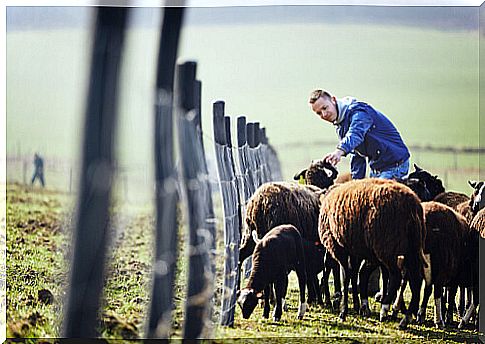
[236,160,484,331]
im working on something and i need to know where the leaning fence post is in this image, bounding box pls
[63,7,128,338]
[146,7,184,339]
[176,61,213,339]
[213,102,241,327]
[193,79,217,322]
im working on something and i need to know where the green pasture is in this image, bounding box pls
[6,19,481,195]
[5,183,482,342]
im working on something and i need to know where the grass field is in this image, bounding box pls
[5,183,482,342]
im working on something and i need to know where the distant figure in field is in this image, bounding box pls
[31,153,45,187]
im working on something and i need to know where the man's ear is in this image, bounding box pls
[256,291,263,299]
[331,96,337,105]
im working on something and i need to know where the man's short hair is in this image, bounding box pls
[309,89,332,104]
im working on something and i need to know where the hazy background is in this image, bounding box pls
[6,5,481,200]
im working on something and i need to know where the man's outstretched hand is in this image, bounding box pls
[324,149,345,166]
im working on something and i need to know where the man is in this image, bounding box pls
[309,89,410,180]
[31,153,45,187]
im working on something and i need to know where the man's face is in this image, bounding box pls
[311,96,338,123]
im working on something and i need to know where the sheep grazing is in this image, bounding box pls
[413,202,467,328]
[293,159,338,189]
[239,182,322,265]
[239,182,327,305]
[236,224,308,321]
[318,178,428,329]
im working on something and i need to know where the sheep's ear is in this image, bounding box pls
[413,164,422,172]
[293,169,307,180]
[469,180,478,188]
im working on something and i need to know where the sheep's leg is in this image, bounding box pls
[376,266,389,303]
[338,263,350,321]
[358,261,377,317]
[282,273,289,312]
[399,265,423,330]
[295,260,308,320]
[458,283,479,329]
[433,283,445,328]
[328,255,342,310]
[391,277,408,321]
[262,285,271,319]
[445,284,458,324]
[273,276,286,321]
[457,286,465,317]
[350,256,361,313]
[306,270,322,305]
[380,269,400,322]
[416,283,432,324]
[320,263,332,309]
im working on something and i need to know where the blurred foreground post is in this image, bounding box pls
[146,7,184,338]
[63,7,128,337]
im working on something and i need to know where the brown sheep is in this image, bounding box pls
[456,207,484,329]
[456,200,474,224]
[318,178,427,329]
[433,191,469,209]
[239,182,325,304]
[414,202,467,328]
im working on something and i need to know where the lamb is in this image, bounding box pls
[318,178,428,329]
[236,224,308,321]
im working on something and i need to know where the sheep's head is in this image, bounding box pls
[237,288,262,319]
[398,177,432,202]
[407,164,445,199]
[293,160,338,189]
[468,180,485,215]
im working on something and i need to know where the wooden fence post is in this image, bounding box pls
[176,61,213,339]
[194,79,217,322]
[63,7,128,338]
[146,7,184,339]
[213,102,241,327]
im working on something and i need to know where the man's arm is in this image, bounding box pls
[337,111,373,155]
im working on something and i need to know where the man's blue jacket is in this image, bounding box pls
[334,97,410,179]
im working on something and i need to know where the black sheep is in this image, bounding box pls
[236,224,308,321]
[406,164,445,200]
